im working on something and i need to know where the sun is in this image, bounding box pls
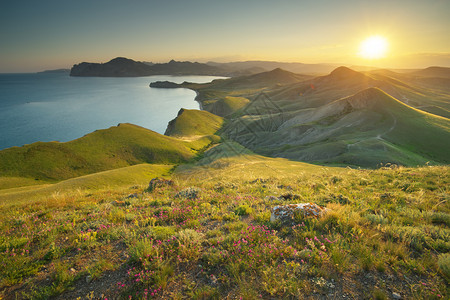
[359,36,388,59]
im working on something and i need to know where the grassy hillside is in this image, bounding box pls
[209,96,250,117]
[0,146,448,299]
[223,88,450,167]
[167,67,450,168]
[164,109,224,137]
[0,164,174,207]
[0,123,213,184]
[179,68,313,113]
[410,66,450,79]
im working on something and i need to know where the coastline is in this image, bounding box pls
[1,75,217,150]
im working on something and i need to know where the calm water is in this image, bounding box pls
[0,73,223,150]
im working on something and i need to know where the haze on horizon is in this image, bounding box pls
[1,0,449,73]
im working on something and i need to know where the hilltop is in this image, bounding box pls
[410,66,450,79]
[0,123,218,187]
[164,109,224,137]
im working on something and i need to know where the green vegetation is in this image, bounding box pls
[180,67,450,168]
[164,109,224,137]
[0,164,174,206]
[210,96,250,117]
[0,123,214,186]
[0,149,448,299]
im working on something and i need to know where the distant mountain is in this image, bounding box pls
[149,59,224,76]
[202,68,313,90]
[410,66,450,78]
[70,57,228,77]
[70,57,153,77]
[70,57,349,77]
[208,61,337,75]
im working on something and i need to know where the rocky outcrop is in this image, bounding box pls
[270,203,327,222]
[147,178,174,192]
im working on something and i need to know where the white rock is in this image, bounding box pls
[270,203,327,222]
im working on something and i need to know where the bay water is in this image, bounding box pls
[0,73,223,150]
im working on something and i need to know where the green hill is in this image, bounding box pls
[164,109,224,137]
[179,68,312,113]
[148,66,450,168]
[209,96,250,117]
[0,123,213,184]
[223,88,450,167]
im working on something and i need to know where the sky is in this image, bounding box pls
[1,0,449,72]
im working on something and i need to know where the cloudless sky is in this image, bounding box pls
[1,0,449,72]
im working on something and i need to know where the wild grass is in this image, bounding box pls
[0,123,213,184]
[0,155,448,299]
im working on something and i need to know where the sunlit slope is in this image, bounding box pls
[0,123,210,183]
[164,109,224,136]
[223,88,450,167]
[183,68,312,112]
[240,67,450,118]
[410,66,450,79]
[0,163,173,206]
[367,69,450,118]
[209,96,250,117]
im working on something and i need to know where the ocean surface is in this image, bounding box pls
[0,73,223,150]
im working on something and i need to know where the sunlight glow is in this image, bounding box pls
[359,36,388,59]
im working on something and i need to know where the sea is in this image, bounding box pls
[0,72,224,150]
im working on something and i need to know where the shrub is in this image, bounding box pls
[235,204,253,216]
[108,207,125,224]
[150,226,176,240]
[176,229,205,260]
[438,253,450,280]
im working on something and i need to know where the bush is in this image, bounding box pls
[438,253,450,280]
[150,226,176,240]
[235,205,253,216]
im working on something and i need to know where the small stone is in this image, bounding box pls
[270,203,328,222]
[175,187,201,199]
[86,275,92,283]
[126,193,138,199]
[147,177,174,192]
[265,195,278,201]
[392,292,402,299]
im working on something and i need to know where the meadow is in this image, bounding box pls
[0,151,448,299]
